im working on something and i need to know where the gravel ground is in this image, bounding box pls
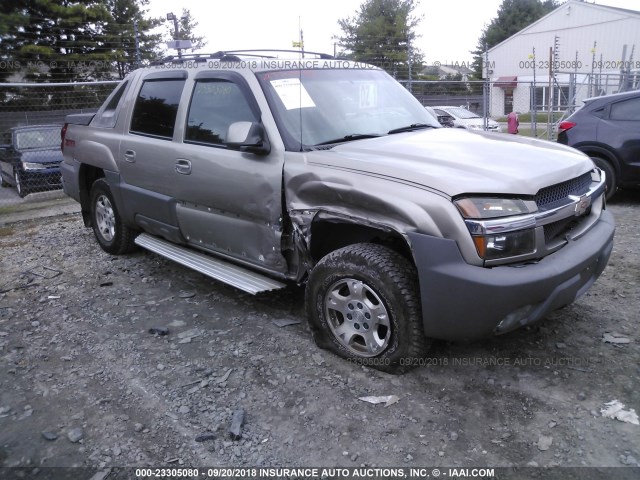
[0,191,638,478]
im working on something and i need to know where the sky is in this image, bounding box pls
[147,0,639,64]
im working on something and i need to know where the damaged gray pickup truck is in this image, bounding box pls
[61,51,615,373]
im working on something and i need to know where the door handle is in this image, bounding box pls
[124,150,136,163]
[175,159,192,175]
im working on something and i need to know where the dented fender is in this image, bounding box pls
[283,150,481,268]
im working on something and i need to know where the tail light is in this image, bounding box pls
[60,123,68,151]
[557,121,576,134]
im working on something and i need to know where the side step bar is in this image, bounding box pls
[134,233,286,295]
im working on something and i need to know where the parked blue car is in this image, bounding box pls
[0,125,63,197]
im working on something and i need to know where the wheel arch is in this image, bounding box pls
[290,210,415,276]
[574,143,621,174]
[78,164,105,226]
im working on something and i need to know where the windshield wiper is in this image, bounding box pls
[388,123,437,134]
[314,133,382,146]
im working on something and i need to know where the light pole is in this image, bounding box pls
[166,12,181,59]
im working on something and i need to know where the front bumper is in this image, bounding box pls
[407,210,615,341]
[20,168,62,190]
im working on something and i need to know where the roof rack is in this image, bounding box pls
[150,49,334,66]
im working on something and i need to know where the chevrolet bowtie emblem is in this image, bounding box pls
[573,194,592,216]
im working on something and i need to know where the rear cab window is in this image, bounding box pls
[92,80,130,128]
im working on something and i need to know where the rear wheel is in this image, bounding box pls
[90,178,137,254]
[591,156,617,201]
[306,243,429,373]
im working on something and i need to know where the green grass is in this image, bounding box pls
[497,112,564,123]
[0,195,75,215]
[0,225,16,237]
[507,126,556,140]
[0,205,18,215]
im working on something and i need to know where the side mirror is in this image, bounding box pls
[226,121,270,155]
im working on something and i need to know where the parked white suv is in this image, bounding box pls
[433,106,502,132]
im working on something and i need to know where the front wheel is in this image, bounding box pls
[14,168,28,197]
[90,178,137,254]
[306,243,429,373]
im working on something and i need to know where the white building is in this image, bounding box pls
[486,0,640,116]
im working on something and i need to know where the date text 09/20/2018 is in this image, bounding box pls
[518,60,640,70]
[134,467,497,478]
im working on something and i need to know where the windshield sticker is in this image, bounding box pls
[270,78,315,110]
[359,83,377,109]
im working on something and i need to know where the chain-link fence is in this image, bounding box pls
[399,80,485,113]
[0,81,117,205]
[401,71,639,139]
[1,73,638,207]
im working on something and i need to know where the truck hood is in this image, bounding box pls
[305,129,592,197]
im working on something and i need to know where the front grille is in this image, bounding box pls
[535,172,592,210]
[543,214,588,244]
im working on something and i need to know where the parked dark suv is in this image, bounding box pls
[0,125,64,197]
[557,90,640,200]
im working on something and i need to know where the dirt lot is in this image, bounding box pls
[0,191,638,478]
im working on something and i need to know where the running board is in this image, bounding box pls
[134,233,286,295]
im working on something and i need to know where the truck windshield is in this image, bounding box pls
[257,68,439,150]
[15,127,61,150]
[445,107,481,119]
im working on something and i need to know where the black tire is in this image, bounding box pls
[89,178,137,254]
[14,168,28,198]
[591,156,617,201]
[306,243,429,374]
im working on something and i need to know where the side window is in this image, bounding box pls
[185,80,259,146]
[92,80,129,128]
[610,97,640,121]
[130,79,186,139]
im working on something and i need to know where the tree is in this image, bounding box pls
[471,0,559,79]
[0,0,165,82]
[335,0,423,78]
[103,0,164,78]
[0,1,32,82]
[165,8,207,54]
[0,0,112,82]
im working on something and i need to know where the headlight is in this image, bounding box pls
[455,197,538,260]
[455,197,536,219]
[22,162,47,170]
[472,230,536,260]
